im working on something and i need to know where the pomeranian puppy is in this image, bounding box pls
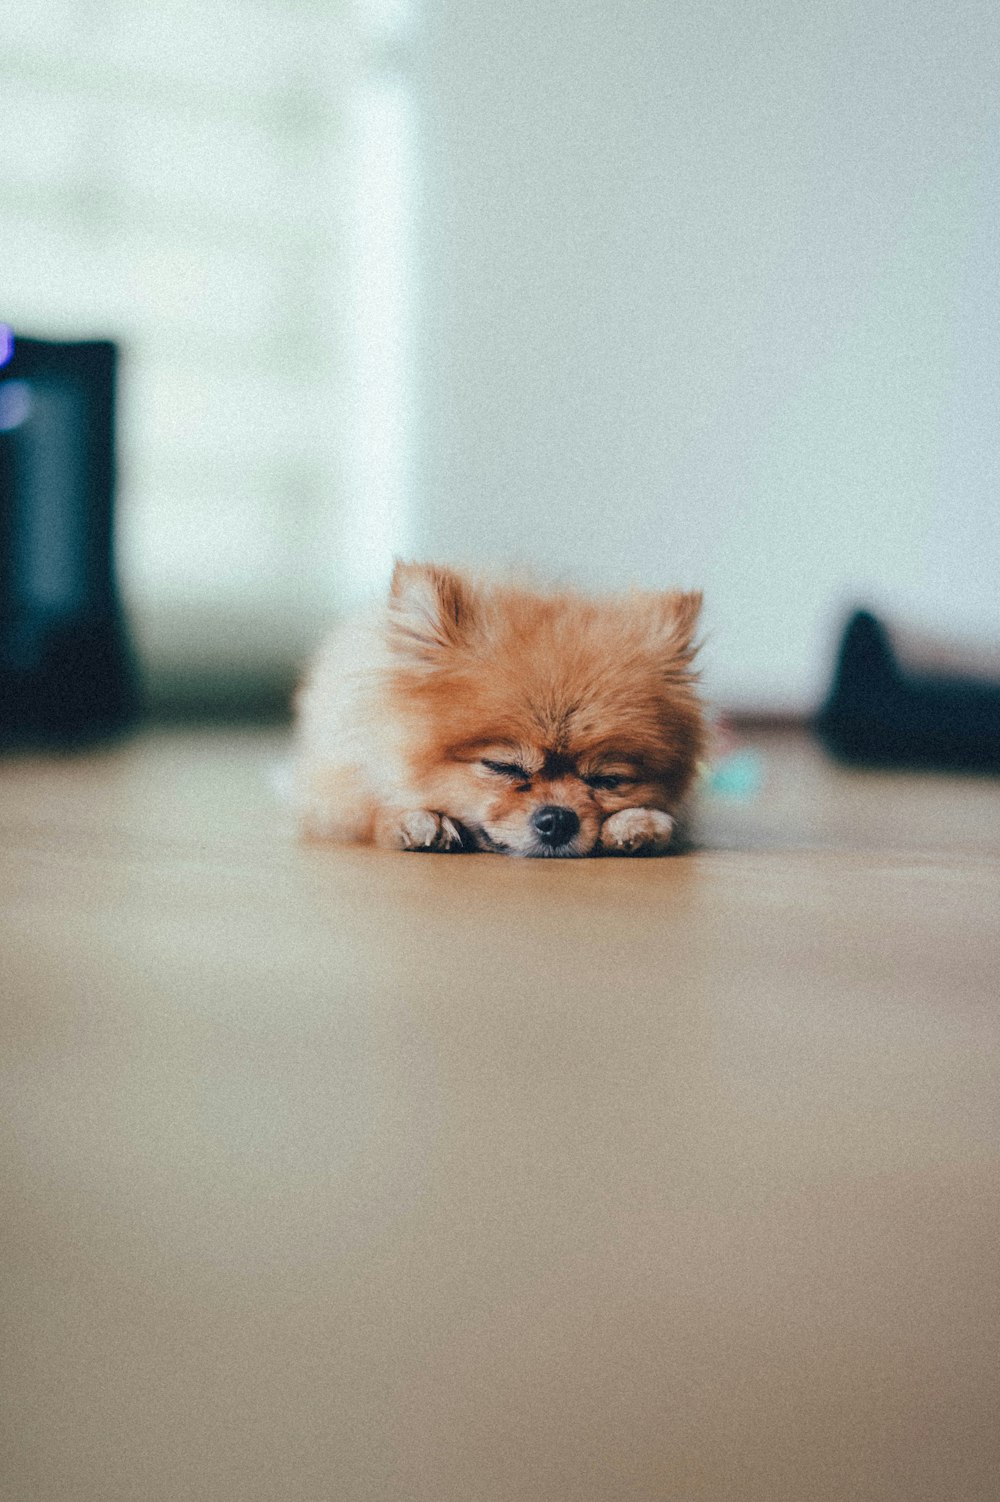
[293,562,705,857]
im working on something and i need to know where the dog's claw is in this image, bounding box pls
[396,810,465,851]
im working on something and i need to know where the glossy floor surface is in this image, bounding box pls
[2,730,998,1501]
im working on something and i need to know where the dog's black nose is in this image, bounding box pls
[531,805,580,846]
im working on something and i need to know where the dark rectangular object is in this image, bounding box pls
[816,610,1000,773]
[0,329,139,745]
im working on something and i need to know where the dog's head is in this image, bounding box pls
[385,562,705,856]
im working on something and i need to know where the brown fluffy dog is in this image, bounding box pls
[294,562,705,856]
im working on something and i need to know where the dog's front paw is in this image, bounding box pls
[600,807,676,856]
[384,810,466,852]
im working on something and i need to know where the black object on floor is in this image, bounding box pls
[0,330,140,746]
[816,610,1000,772]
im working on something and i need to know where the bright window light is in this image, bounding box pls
[337,4,418,608]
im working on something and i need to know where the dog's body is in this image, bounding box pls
[294,563,705,857]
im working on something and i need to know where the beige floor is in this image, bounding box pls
[2,728,998,1502]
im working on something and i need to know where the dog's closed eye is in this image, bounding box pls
[481,759,531,781]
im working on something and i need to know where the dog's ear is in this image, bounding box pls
[387,561,478,664]
[648,589,703,671]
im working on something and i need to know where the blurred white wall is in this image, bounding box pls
[414,0,999,712]
[4,0,996,714]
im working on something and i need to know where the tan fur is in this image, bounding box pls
[293,562,705,857]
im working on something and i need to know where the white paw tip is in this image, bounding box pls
[602,808,675,853]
